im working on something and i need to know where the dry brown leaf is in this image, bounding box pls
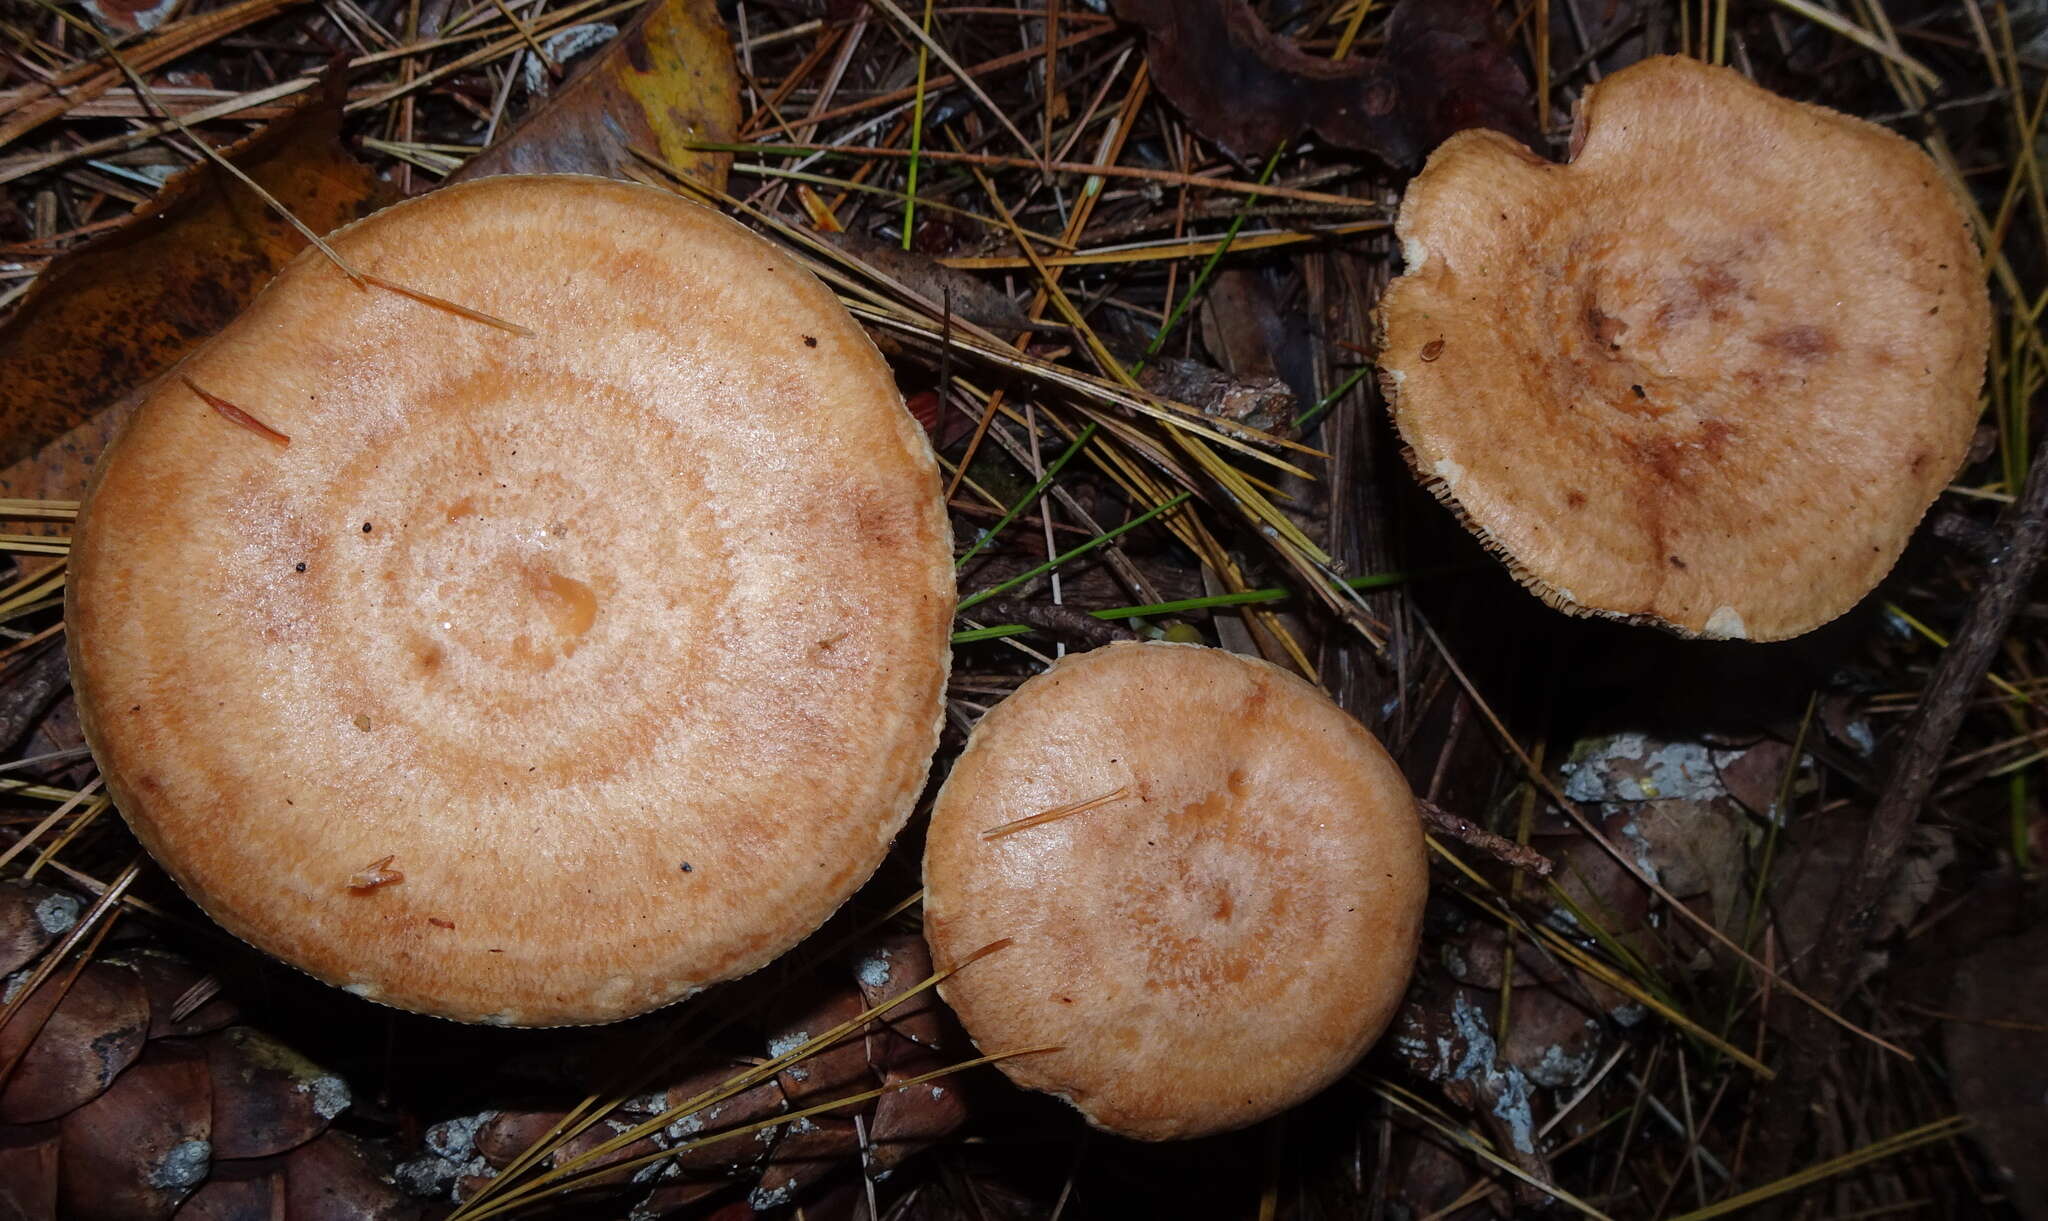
[0,960,150,1125]
[0,70,395,505]
[0,1123,59,1221]
[1945,926,2048,1219]
[820,230,1032,335]
[204,1027,348,1160]
[453,0,739,187]
[1112,0,1537,167]
[282,1129,423,1220]
[0,0,307,152]
[55,1040,212,1219]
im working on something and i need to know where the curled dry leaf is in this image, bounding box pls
[1112,0,1537,167]
[0,68,395,506]
[452,0,739,187]
[1136,357,1293,434]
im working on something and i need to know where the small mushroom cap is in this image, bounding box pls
[1378,56,1991,641]
[923,642,1426,1141]
[68,175,953,1025]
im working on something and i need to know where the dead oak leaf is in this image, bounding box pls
[1112,0,1538,168]
[0,68,394,506]
[452,0,740,188]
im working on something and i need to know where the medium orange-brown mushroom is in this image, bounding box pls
[1378,56,1991,641]
[923,642,1427,1140]
[68,175,954,1026]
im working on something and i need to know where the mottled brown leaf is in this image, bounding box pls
[57,1040,211,1220]
[633,1181,726,1217]
[454,0,739,187]
[769,986,870,1108]
[472,1109,564,1170]
[819,232,1031,335]
[1112,0,1537,167]
[107,948,238,1038]
[0,880,81,977]
[866,1047,967,1172]
[0,959,149,1124]
[204,1026,350,1159]
[0,1123,58,1221]
[1137,356,1293,434]
[663,1069,785,1173]
[851,934,945,1053]
[0,70,395,505]
[167,1160,286,1221]
[751,1115,858,1212]
[283,1130,423,1221]
[550,1117,664,1189]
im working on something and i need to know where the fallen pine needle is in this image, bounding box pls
[984,786,1129,839]
[183,377,291,447]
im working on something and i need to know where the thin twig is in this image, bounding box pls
[1418,799,1555,877]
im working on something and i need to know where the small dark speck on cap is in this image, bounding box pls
[362,522,373,533]
[803,335,817,348]
[680,861,693,873]
[295,562,307,572]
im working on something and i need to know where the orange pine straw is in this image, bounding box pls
[355,272,535,337]
[982,785,1129,840]
[182,376,291,447]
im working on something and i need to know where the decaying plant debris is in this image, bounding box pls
[3,0,2048,1218]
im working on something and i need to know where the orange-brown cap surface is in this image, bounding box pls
[68,175,953,1026]
[1378,56,1990,641]
[923,642,1426,1140]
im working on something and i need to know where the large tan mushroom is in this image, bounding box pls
[68,175,953,1026]
[1378,55,1991,641]
[923,642,1427,1140]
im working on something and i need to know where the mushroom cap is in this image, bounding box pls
[922,642,1426,1140]
[68,175,953,1026]
[1378,56,1990,641]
